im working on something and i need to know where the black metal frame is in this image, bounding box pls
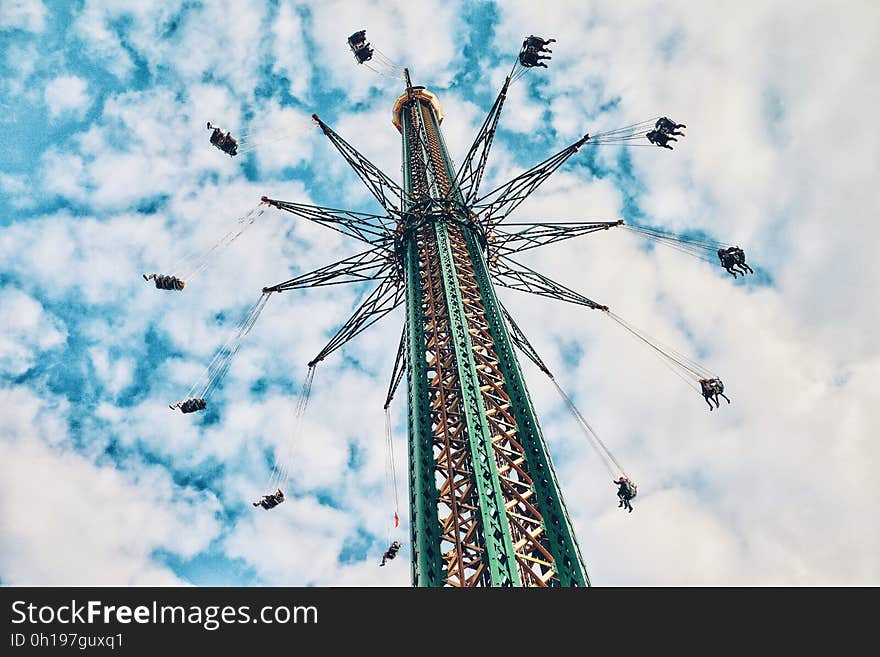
[490,255,607,311]
[263,197,396,246]
[312,113,409,213]
[499,302,553,377]
[262,247,393,292]
[308,276,405,366]
[259,68,643,368]
[449,77,511,205]
[384,326,407,408]
[474,133,591,228]
[491,220,623,256]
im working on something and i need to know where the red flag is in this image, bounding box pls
[394,512,400,528]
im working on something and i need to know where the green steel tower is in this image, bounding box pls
[262,60,627,586]
[394,84,588,586]
[171,33,715,587]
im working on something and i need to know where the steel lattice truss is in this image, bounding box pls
[262,115,619,366]
[260,69,638,587]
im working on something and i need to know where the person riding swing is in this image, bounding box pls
[655,116,686,136]
[253,488,285,510]
[699,377,730,410]
[646,129,676,150]
[613,476,636,512]
[380,540,402,566]
[207,122,238,156]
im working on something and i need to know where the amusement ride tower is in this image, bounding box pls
[173,35,722,587]
[392,82,588,587]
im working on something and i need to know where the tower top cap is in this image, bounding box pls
[392,87,444,133]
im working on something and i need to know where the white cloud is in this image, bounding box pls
[0,288,66,376]
[0,173,27,196]
[271,2,310,100]
[0,0,47,33]
[44,75,91,118]
[2,0,878,587]
[249,100,317,175]
[0,386,223,585]
[89,346,134,396]
[0,173,36,209]
[71,1,135,80]
[2,43,42,103]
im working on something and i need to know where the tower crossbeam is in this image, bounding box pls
[449,76,512,206]
[475,133,591,228]
[262,197,397,246]
[312,113,409,213]
[491,255,607,312]
[491,220,623,256]
[262,247,394,292]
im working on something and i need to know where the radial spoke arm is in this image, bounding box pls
[499,302,553,378]
[449,76,512,205]
[492,220,623,255]
[312,113,407,213]
[261,196,396,246]
[474,133,591,227]
[491,255,608,311]
[262,247,393,292]
[308,277,406,366]
[384,325,407,409]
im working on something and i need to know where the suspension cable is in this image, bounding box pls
[363,62,406,81]
[605,310,715,382]
[235,119,317,152]
[267,364,317,494]
[549,377,627,479]
[156,205,265,288]
[178,292,273,404]
[237,130,312,155]
[384,405,401,538]
[586,118,668,145]
[626,225,724,249]
[356,45,407,82]
[373,48,406,71]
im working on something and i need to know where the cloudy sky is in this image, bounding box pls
[1,0,877,586]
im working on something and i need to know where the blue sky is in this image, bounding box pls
[1,0,878,586]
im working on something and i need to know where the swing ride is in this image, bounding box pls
[146,30,755,586]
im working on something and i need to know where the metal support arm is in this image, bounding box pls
[492,219,623,256]
[449,76,511,205]
[262,247,393,292]
[498,302,554,378]
[312,113,408,213]
[384,326,407,409]
[491,255,608,311]
[475,133,591,227]
[262,196,397,246]
[308,277,405,366]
